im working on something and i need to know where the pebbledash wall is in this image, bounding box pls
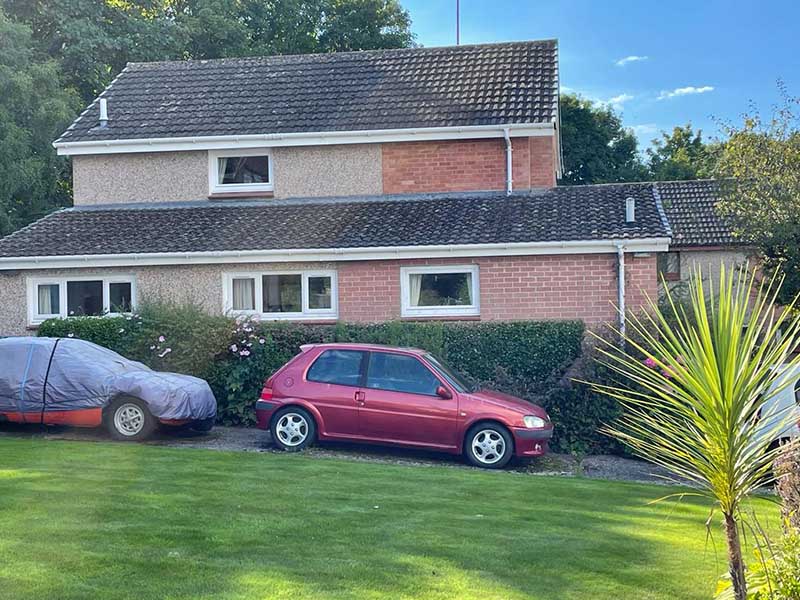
[70,136,557,205]
[0,253,656,336]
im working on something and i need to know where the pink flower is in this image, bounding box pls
[230,344,238,352]
[158,348,172,358]
[661,368,673,379]
[644,357,657,369]
[158,335,166,343]
[240,350,251,357]
[259,338,266,344]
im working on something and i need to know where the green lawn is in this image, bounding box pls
[0,438,778,600]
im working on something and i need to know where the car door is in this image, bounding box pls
[301,349,367,438]
[358,351,458,449]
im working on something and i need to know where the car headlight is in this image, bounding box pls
[523,415,546,428]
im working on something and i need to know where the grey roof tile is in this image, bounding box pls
[56,40,559,144]
[0,185,668,260]
[657,180,739,247]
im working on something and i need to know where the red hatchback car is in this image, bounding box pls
[255,343,553,469]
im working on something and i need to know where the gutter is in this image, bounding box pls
[0,238,671,271]
[53,122,557,156]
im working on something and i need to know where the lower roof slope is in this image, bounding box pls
[0,184,670,261]
[657,179,738,248]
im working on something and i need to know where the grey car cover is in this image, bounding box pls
[0,337,217,421]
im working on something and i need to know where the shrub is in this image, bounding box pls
[38,309,630,453]
[776,442,800,531]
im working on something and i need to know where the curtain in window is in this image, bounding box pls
[218,157,229,183]
[409,274,422,307]
[232,278,255,310]
[38,285,55,314]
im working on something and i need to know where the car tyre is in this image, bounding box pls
[464,422,514,469]
[271,407,316,452]
[105,396,157,441]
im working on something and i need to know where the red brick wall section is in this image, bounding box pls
[337,253,658,324]
[381,136,556,194]
[530,135,557,188]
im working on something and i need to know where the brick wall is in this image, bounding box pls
[381,136,557,194]
[338,253,657,324]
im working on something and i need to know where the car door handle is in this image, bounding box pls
[354,391,366,405]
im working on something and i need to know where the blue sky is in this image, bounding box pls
[402,0,799,149]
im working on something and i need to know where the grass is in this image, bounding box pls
[0,438,780,600]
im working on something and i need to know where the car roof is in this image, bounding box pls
[301,342,427,356]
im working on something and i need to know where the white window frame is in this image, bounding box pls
[400,265,480,318]
[26,275,137,326]
[208,148,273,195]
[223,270,338,321]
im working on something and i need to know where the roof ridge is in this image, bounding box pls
[125,39,559,68]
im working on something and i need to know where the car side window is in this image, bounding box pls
[307,350,366,387]
[366,352,442,396]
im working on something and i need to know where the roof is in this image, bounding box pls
[657,179,738,247]
[0,184,669,263]
[56,40,560,145]
[301,343,426,355]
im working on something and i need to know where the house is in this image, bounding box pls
[656,179,752,286]
[0,40,676,336]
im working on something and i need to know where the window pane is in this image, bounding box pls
[37,284,60,315]
[219,156,270,185]
[410,272,472,307]
[366,352,441,396]
[658,252,681,276]
[231,278,255,310]
[307,350,366,387]
[263,274,301,313]
[109,282,132,312]
[67,280,103,316]
[308,276,332,310]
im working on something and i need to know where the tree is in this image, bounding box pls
[646,123,721,181]
[3,0,415,104]
[589,265,800,600]
[558,94,648,185]
[715,86,800,304]
[0,8,79,236]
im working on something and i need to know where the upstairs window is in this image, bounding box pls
[209,149,273,195]
[27,276,136,325]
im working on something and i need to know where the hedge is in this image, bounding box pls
[37,302,624,453]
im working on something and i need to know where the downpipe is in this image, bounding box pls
[616,243,626,339]
[503,127,513,195]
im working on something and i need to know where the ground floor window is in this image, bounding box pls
[400,265,480,317]
[224,270,337,320]
[658,251,681,281]
[27,276,136,325]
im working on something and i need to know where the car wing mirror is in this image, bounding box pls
[436,385,452,400]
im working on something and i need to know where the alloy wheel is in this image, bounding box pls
[113,403,146,436]
[471,429,506,465]
[275,413,309,447]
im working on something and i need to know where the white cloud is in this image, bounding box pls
[630,123,659,138]
[607,93,634,109]
[658,85,714,100]
[615,55,648,67]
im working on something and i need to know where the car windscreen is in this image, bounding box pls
[423,353,476,393]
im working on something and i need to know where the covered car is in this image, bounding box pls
[0,337,216,440]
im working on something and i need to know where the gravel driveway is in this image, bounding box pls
[0,422,684,485]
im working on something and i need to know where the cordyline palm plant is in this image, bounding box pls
[589,264,800,600]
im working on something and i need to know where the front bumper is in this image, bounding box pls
[512,426,554,457]
[255,400,280,429]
